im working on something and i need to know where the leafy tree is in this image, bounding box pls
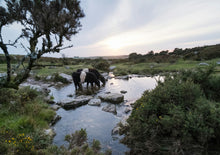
[0,0,84,88]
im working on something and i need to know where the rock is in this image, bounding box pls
[46,75,52,81]
[65,66,70,69]
[50,115,61,126]
[0,72,6,78]
[59,73,72,83]
[120,90,127,94]
[199,62,209,66]
[109,66,116,70]
[98,93,124,104]
[44,95,55,104]
[124,100,135,106]
[49,66,56,69]
[61,95,93,109]
[108,72,115,78]
[51,105,60,111]
[102,104,117,114]
[88,98,101,106]
[121,116,129,126]
[124,107,132,113]
[44,128,56,137]
[67,94,74,97]
[115,75,129,80]
[112,126,120,135]
[217,61,220,65]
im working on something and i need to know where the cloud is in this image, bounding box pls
[1,0,220,57]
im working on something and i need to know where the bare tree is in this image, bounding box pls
[0,0,84,88]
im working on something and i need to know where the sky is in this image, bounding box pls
[1,0,220,57]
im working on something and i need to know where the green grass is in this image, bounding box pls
[0,87,56,154]
[33,64,92,76]
[112,58,220,75]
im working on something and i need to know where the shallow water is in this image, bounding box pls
[51,75,159,154]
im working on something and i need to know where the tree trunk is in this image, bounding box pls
[13,57,35,86]
[0,42,11,82]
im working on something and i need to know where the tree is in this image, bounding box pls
[0,0,84,88]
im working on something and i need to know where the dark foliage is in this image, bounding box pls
[121,66,220,154]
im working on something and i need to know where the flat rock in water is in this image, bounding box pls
[120,90,127,94]
[88,98,101,106]
[61,95,93,109]
[50,115,61,126]
[50,105,60,111]
[98,93,124,104]
[59,73,72,82]
[102,104,117,115]
[115,75,130,80]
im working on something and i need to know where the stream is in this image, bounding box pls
[50,74,160,154]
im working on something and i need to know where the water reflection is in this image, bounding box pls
[51,75,159,154]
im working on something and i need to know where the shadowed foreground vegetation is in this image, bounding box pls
[0,87,111,154]
[120,66,220,154]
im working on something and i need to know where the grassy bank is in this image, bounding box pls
[113,58,220,76]
[0,86,112,154]
[0,87,55,154]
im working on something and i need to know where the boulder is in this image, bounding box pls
[124,107,132,113]
[115,75,130,80]
[44,128,56,138]
[44,95,55,104]
[120,90,127,94]
[88,98,101,106]
[59,73,72,83]
[61,95,93,109]
[121,116,129,126]
[112,126,120,135]
[199,62,209,66]
[98,93,124,104]
[0,72,6,78]
[46,75,52,81]
[109,66,116,70]
[102,104,117,114]
[50,115,61,126]
[50,105,60,111]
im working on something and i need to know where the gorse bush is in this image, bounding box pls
[92,59,110,71]
[0,86,55,154]
[121,66,220,154]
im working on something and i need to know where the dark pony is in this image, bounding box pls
[77,68,106,85]
[72,71,100,90]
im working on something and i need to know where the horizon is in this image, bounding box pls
[1,0,220,58]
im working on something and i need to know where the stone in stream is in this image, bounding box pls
[58,73,72,83]
[102,104,117,115]
[98,93,124,104]
[44,128,56,138]
[50,104,61,111]
[50,115,62,126]
[88,98,101,106]
[124,107,132,113]
[61,95,93,109]
[120,90,127,94]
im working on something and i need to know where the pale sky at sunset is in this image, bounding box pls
[1,0,220,57]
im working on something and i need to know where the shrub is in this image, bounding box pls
[121,67,220,154]
[92,59,110,71]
